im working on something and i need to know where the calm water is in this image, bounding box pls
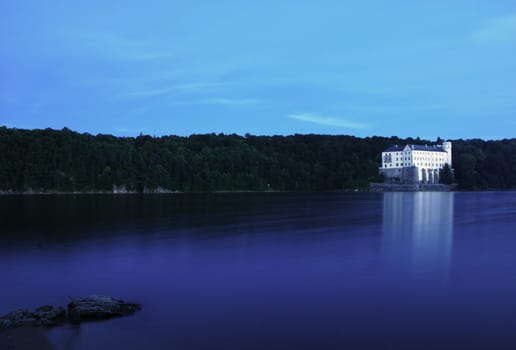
[1,192,516,349]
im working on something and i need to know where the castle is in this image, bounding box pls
[380,141,452,184]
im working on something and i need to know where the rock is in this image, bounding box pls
[32,305,67,326]
[67,295,141,323]
[0,295,140,329]
[0,306,66,329]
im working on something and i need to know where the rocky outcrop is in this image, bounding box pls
[0,306,66,329]
[0,295,141,330]
[67,295,141,323]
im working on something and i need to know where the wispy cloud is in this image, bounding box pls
[473,15,516,45]
[199,98,260,106]
[117,82,238,99]
[168,97,261,107]
[288,113,368,129]
[117,86,177,99]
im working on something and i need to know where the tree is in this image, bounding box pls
[439,164,454,184]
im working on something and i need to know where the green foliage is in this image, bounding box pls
[452,139,516,189]
[439,164,454,184]
[0,127,515,192]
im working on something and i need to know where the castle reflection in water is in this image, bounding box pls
[382,192,455,281]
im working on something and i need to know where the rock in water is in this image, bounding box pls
[0,295,140,329]
[0,305,66,329]
[67,295,141,323]
[33,305,67,325]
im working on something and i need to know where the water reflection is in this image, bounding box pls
[382,192,454,283]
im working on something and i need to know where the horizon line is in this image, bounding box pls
[0,125,509,142]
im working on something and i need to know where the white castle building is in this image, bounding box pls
[380,141,452,184]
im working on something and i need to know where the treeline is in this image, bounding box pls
[452,139,516,189]
[0,126,515,192]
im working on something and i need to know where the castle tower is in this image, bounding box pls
[442,141,452,166]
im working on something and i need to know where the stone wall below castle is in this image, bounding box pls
[370,182,456,192]
[380,166,420,184]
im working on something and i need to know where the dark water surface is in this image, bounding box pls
[1,192,516,349]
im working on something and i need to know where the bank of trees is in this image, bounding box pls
[0,127,515,192]
[452,139,516,189]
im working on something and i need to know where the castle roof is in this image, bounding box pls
[384,144,447,153]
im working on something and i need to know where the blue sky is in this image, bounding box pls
[1,0,516,139]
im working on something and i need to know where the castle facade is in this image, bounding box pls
[380,141,452,184]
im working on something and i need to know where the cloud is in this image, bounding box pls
[473,15,516,45]
[287,113,368,129]
[167,97,261,107]
[117,86,177,99]
[117,82,238,99]
[199,98,260,106]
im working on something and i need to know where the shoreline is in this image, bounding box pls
[0,189,370,195]
[1,188,516,195]
[0,189,181,195]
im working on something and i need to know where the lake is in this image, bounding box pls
[1,192,516,349]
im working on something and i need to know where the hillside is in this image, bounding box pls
[1,127,515,192]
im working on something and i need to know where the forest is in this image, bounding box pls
[0,126,515,192]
